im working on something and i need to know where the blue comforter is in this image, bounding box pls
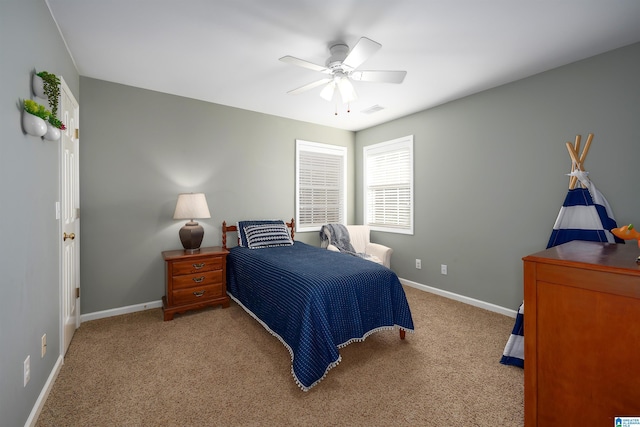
[226,241,414,391]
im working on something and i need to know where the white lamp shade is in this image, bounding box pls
[337,77,357,103]
[320,81,336,101]
[173,193,211,220]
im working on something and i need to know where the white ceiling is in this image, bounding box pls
[46,1,640,132]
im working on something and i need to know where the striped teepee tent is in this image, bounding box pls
[546,133,622,247]
[500,134,622,368]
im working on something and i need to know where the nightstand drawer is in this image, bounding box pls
[172,270,223,290]
[172,257,223,275]
[172,283,223,306]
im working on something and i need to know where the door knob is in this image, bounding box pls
[63,232,75,241]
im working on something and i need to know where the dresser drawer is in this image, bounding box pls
[172,270,223,290]
[172,283,224,306]
[172,257,223,275]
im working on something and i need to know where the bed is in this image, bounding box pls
[222,218,415,391]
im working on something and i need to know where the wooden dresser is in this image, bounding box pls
[162,246,230,321]
[523,241,640,426]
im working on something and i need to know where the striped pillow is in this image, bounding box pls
[243,223,293,249]
[237,220,286,247]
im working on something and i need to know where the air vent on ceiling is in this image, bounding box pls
[361,104,385,114]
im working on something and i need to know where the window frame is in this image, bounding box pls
[295,139,348,233]
[363,135,414,235]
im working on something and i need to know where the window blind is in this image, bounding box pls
[364,136,413,234]
[296,140,347,232]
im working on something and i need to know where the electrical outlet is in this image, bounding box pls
[415,259,422,269]
[24,355,30,387]
[441,264,448,275]
[41,334,47,358]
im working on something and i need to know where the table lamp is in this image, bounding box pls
[173,192,211,253]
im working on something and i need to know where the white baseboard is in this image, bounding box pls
[399,278,518,318]
[80,286,517,323]
[80,300,163,323]
[25,354,63,427]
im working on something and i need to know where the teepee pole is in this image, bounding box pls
[574,134,582,155]
[568,135,578,189]
[566,141,580,188]
[580,133,593,165]
[566,133,593,189]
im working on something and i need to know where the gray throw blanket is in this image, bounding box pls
[320,224,356,254]
[320,224,378,263]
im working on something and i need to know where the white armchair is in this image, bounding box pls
[323,225,393,268]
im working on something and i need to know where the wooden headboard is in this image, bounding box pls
[222,218,295,249]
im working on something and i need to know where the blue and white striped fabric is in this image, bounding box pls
[237,220,291,247]
[546,178,622,247]
[501,173,622,368]
[243,223,293,248]
[500,303,524,368]
[226,241,414,391]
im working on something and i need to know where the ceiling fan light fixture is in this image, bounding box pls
[337,76,357,103]
[320,81,336,101]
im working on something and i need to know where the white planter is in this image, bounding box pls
[22,112,47,137]
[32,74,47,99]
[43,123,61,141]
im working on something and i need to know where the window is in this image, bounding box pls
[363,135,413,234]
[296,140,347,232]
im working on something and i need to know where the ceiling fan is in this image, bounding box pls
[280,37,407,104]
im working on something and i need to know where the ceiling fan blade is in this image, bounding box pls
[288,78,332,95]
[342,37,381,70]
[279,56,328,73]
[350,70,407,84]
[337,77,357,103]
[319,81,336,101]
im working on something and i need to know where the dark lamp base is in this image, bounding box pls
[178,221,204,253]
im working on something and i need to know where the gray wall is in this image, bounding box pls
[0,0,79,425]
[356,43,640,309]
[79,78,355,313]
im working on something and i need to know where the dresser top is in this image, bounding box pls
[523,241,640,276]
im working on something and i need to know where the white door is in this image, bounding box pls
[59,78,80,355]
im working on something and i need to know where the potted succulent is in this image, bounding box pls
[43,115,66,141]
[22,99,50,137]
[34,71,61,117]
[48,116,66,131]
[31,71,66,140]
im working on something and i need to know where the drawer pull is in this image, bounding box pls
[192,276,205,283]
[193,263,206,269]
[193,290,205,297]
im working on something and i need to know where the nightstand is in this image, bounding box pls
[161,246,230,321]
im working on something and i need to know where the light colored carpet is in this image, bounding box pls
[36,285,523,426]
